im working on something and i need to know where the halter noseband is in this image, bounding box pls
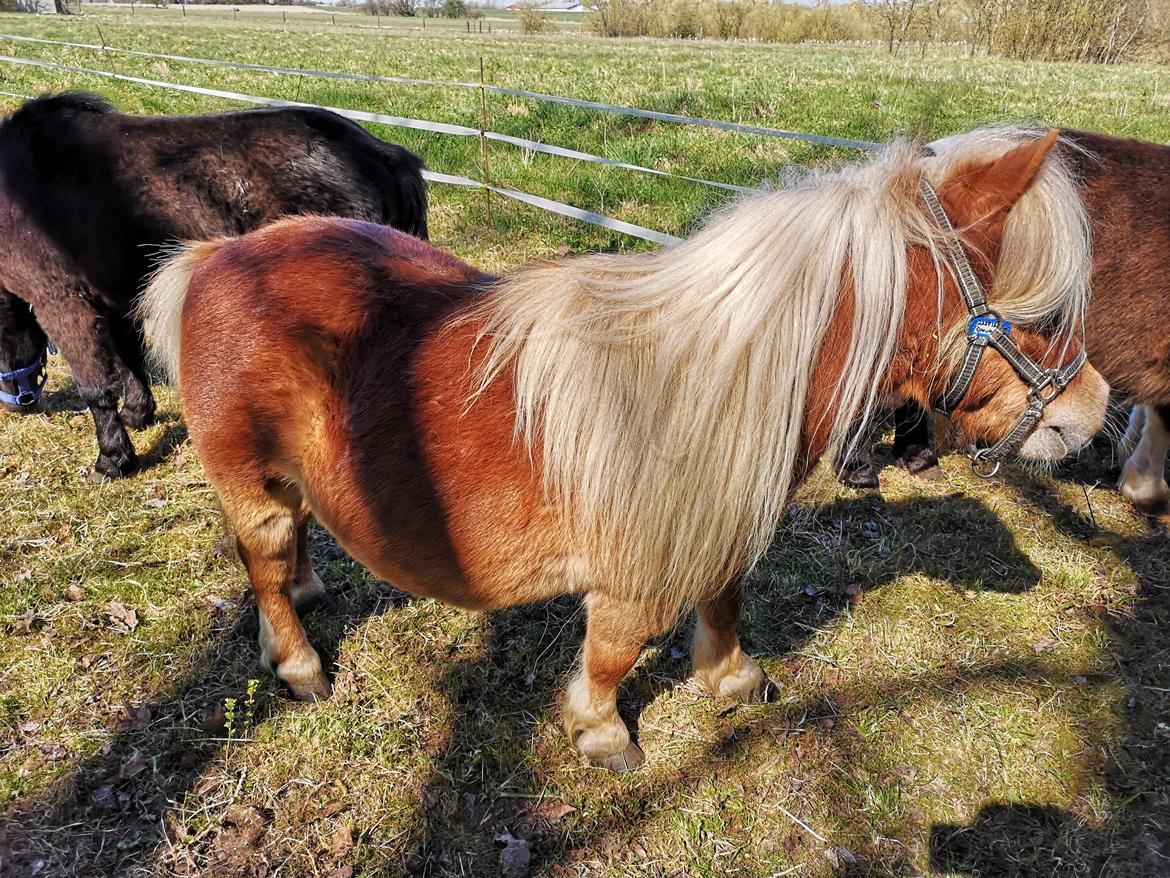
[0,341,54,408]
[920,179,1087,478]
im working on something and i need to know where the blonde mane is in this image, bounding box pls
[473,126,1090,613]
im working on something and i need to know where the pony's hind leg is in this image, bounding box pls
[564,593,674,772]
[289,518,331,611]
[1119,404,1170,517]
[230,485,331,701]
[692,582,775,703]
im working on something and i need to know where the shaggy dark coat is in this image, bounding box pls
[0,92,428,477]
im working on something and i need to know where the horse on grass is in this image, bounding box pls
[840,129,1170,513]
[0,92,428,479]
[141,129,1107,771]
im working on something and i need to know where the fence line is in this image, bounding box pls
[0,34,753,194]
[0,32,882,152]
[0,55,684,246]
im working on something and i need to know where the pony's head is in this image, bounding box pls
[0,290,49,413]
[897,128,1108,470]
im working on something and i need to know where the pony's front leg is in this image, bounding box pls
[1119,404,1170,516]
[564,592,674,772]
[692,582,774,703]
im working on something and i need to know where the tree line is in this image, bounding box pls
[583,0,1170,63]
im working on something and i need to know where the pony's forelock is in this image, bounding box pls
[470,128,1089,616]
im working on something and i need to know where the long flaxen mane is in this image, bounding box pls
[473,126,1090,613]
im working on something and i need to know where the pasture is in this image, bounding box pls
[1,9,1169,877]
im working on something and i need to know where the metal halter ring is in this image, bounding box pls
[969,447,1002,479]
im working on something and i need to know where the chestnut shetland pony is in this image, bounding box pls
[141,130,1108,771]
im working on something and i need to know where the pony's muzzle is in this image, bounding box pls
[1017,362,1109,460]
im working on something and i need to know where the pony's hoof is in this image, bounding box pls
[841,463,880,490]
[591,742,645,773]
[1131,496,1170,519]
[289,673,333,702]
[898,444,939,476]
[742,675,780,704]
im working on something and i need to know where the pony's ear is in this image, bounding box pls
[938,129,1060,228]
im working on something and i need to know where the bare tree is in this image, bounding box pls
[862,0,923,54]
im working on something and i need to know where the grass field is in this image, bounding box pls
[1,9,1169,877]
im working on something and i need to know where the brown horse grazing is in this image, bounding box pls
[141,130,1108,771]
[842,129,1170,511]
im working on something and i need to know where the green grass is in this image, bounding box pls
[1,10,1170,877]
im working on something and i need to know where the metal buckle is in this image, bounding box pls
[968,311,1011,340]
[15,389,36,406]
[1027,370,1062,404]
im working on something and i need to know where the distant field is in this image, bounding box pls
[1,9,1169,878]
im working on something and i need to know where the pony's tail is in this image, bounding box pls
[138,240,226,389]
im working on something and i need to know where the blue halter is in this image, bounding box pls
[0,341,55,407]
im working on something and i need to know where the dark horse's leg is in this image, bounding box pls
[892,403,939,475]
[35,292,137,478]
[111,317,156,430]
[837,418,882,489]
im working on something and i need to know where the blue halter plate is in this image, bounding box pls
[0,342,54,407]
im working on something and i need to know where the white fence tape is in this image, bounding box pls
[0,55,684,245]
[0,32,752,192]
[0,32,882,151]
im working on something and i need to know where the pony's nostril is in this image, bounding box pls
[1050,424,1063,435]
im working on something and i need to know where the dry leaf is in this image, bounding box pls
[106,602,139,633]
[531,801,576,824]
[329,825,353,858]
[118,751,148,780]
[117,703,152,732]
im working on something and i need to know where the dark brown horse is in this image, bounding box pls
[840,129,1170,512]
[0,92,428,478]
[142,131,1107,771]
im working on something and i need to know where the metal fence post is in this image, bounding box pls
[479,56,493,228]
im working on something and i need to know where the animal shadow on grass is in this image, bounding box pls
[0,528,411,877]
[3,491,1043,876]
[400,490,1042,876]
[927,463,1170,878]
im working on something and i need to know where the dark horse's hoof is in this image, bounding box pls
[1131,496,1170,520]
[90,452,138,481]
[120,407,157,430]
[898,444,940,476]
[841,462,880,490]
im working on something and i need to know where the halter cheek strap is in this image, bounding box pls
[919,179,1087,477]
[0,341,55,408]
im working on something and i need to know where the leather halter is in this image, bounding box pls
[920,179,1087,478]
[0,341,54,408]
